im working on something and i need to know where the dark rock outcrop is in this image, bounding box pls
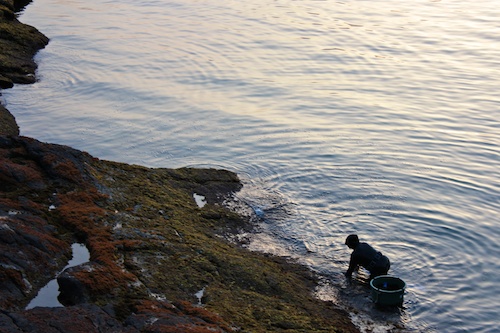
[0,304,130,333]
[0,0,49,86]
[57,265,90,306]
[1,0,49,136]
[0,104,19,135]
[0,75,14,89]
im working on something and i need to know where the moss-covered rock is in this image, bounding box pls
[0,135,359,332]
[0,0,48,86]
[0,104,19,135]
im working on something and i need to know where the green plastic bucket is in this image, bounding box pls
[370,275,406,306]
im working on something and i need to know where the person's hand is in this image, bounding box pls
[343,272,352,285]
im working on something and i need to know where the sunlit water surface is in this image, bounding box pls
[5,0,499,331]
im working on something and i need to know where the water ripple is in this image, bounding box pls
[7,0,500,332]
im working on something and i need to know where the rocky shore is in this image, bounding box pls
[0,1,360,332]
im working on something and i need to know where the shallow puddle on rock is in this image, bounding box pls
[193,193,207,208]
[25,243,90,309]
[195,287,205,305]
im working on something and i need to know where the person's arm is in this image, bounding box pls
[345,253,357,277]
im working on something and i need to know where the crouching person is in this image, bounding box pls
[344,234,390,280]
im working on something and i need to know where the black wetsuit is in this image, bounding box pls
[346,242,390,279]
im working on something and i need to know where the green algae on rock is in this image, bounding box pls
[0,104,19,135]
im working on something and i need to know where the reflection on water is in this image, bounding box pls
[7,0,500,331]
[25,243,90,309]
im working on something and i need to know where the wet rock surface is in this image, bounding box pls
[1,0,48,136]
[0,1,360,332]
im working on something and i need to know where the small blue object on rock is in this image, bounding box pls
[370,275,406,306]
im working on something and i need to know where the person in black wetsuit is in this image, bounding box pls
[344,234,390,280]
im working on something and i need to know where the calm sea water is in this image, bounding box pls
[5,0,499,331]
